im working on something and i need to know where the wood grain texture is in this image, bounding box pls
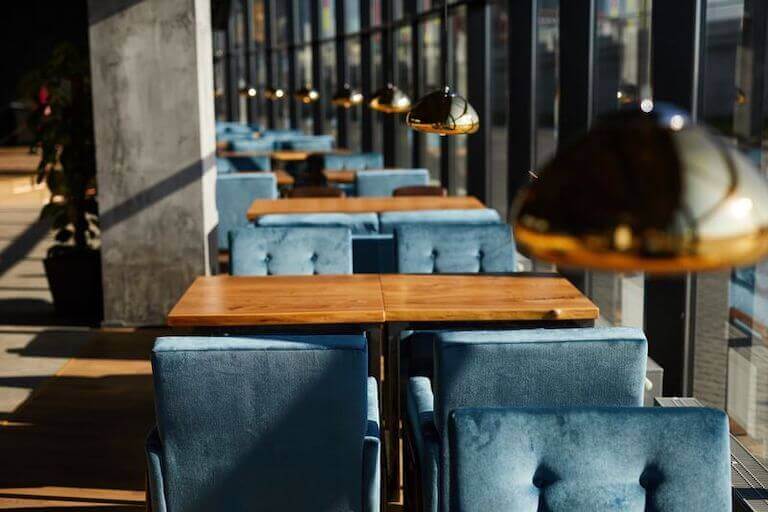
[379,274,599,322]
[218,149,351,161]
[247,195,485,220]
[323,169,356,184]
[167,275,385,326]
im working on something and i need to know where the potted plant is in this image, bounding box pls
[22,43,102,321]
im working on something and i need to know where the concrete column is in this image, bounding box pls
[88,0,217,325]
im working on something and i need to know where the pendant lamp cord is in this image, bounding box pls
[443,0,450,88]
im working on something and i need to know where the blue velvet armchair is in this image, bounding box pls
[228,225,353,275]
[275,135,335,151]
[256,212,380,234]
[395,223,516,273]
[448,407,731,512]
[216,173,278,251]
[356,169,430,197]
[229,138,276,152]
[323,152,385,170]
[378,209,502,234]
[216,157,233,174]
[147,334,380,512]
[406,327,649,512]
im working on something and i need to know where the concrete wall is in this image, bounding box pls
[88,0,217,325]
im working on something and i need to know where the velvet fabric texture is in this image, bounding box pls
[216,157,233,173]
[448,407,731,512]
[406,327,649,512]
[323,152,385,170]
[356,169,430,197]
[229,138,276,152]
[395,224,516,273]
[378,209,502,234]
[256,213,380,234]
[215,121,253,135]
[216,173,278,251]
[275,135,335,151]
[260,129,305,139]
[224,154,272,172]
[147,335,379,512]
[228,225,353,275]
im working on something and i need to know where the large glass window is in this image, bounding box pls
[296,46,313,133]
[274,50,290,129]
[419,18,442,181]
[371,31,384,154]
[320,0,336,38]
[489,0,510,218]
[346,38,363,151]
[320,41,337,140]
[394,26,414,167]
[535,0,559,168]
[452,5,468,194]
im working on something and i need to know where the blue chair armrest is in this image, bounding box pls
[407,377,439,512]
[146,426,168,512]
[364,377,381,512]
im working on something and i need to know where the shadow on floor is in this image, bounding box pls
[4,328,173,360]
[0,299,98,327]
[0,507,143,512]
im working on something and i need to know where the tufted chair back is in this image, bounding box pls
[323,152,385,170]
[149,335,370,512]
[395,224,515,273]
[379,208,501,234]
[448,407,731,512]
[356,169,430,197]
[429,328,649,512]
[228,225,353,275]
[216,174,278,251]
[275,135,335,151]
[261,129,305,139]
[229,138,276,152]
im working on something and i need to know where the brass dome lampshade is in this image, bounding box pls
[294,85,320,104]
[239,86,258,98]
[369,83,412,113]
[406,1,479,136]
[512,103,768,274]
[406,86,479,135]
[263,86,285,100]
[331,83,364,108]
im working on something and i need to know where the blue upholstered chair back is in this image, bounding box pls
[261,129,305,139]
[225,154,272,172]
[229,138,276,152]
[216,157,233,173]
[216,122,252,136]
[276,135,335,151]
[379,208,502,234]
[395,224,516,273]
[432,328,648,438]
[356,169,430,197]
[256,212,380,234]
[448,407,731,512]
[216,174,278,250]
[229,225,353,275]
[151,335,369,512]
[323,152,385,170]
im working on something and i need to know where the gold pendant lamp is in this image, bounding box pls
[512,102,768,274]
[369,83,412,113]
[331,83,364,108]
[294,85,320,104]
[406,1,479,136]
[263,86,285,100]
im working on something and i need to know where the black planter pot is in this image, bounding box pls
[43,247,103,323]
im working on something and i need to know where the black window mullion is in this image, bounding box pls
[507,0,537,212]
[644,0,706,397]
[361,0,373,152]
[310,0,324,135]
[336,0,349,147]
[466,0,491,201]
[264,0,276,128]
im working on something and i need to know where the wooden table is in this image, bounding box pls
[247,195,485,220]
[323,169,356,184]
[166,272,598,501]
[219,149,351,162]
